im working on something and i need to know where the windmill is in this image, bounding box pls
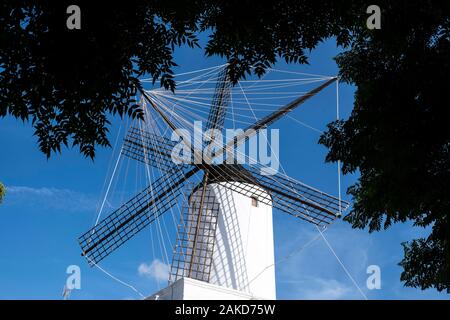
[78,67,349,300]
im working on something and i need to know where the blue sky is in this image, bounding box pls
[0,38,448,300]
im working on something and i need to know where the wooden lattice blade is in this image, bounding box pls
[78,167,199,265]
[246,166,349,225]
[205,164,348,226]
[205,67,231,132]
[169,183,221,283]
[122,127,186,173]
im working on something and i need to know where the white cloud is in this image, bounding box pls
[278,275,364,300]
[5,185,96,213]
[301,277,355,300]
[138,259,170,281]
[275,220,371,299]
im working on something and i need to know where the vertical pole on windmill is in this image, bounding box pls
[188,170,210,279]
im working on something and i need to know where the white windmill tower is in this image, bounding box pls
[78,67,348,300]
[149,165,277,300]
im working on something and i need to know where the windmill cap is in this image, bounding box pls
[206,164,259,184]
[190,164,270,197]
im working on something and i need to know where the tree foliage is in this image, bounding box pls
[1,1,366,158]
[1,1,202,157]
[319,1,450,292]
[0,182,5,204]
[1,1,449,292]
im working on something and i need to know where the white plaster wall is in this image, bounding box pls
[147,277,256,300]
[191,182,276,300]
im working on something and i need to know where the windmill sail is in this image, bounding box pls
[245,166,349,225]
[121,127,185,172]
[170,70,231,283]
[79,167,199,265]
[208,164,348,226]
[169,183,221,283]
[205,68,231,131]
